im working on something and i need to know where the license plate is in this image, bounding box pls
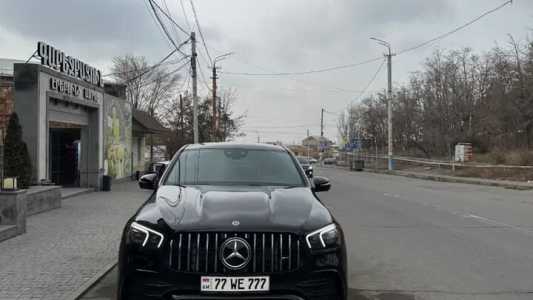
[201,276,270,292]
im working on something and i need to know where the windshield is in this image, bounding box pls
[165,148,306,187]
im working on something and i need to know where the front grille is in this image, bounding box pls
[170,232,303,274]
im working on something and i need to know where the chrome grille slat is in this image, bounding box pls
[297,239,300,268]
[196,233,200,272]
[253,233,257,272]
[172,232,302,274]
[205,233,209,273]
[187,233,191,272]
[288,234,292,270]
[169,239,173,267]
[178,233,182,271]
[214,233,218,273]
[262,233,266,273]
[279,233,283,271]
[270,233,274,273]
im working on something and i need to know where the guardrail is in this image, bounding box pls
[342,153,533,170]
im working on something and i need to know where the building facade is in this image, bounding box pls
[1,42,137,189]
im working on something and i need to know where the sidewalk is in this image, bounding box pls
[365,168,533,190]
[388,169,533,190]
[320,165,533,190]
[0,181,151,300]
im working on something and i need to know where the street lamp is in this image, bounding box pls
[214,52,234,64]
[211,52,234,141]
[371,37,394,171]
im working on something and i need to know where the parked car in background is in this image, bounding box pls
[309,157,318,164]
[296,156,314,177]
[323,157,336,165]
[148,161,170,174]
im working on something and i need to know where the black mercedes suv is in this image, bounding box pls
[118,143,347,300]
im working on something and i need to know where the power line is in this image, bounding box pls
[139,59,190,88]
[355,58,386,101]
[189,0,213,65]
[162,0,180,41]
[323,110,343,117]
[196,57,212,92]
[179,0,193,31]
[103,45,189,78]
[243,123,320,129]
[222,0,512,77]
[148,0,189,36]
[177,65,191,92]
[148,0,190,58]
[105,50,183,83]
[324,58,386,115]
[396,0,513,55]
[250,130,311,135]
[222,56,383,76]
[143,0,178,51]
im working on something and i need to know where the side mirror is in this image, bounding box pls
[313,176,331,192]
[139,173,157,190]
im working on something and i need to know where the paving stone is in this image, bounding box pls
[0,182,150,300]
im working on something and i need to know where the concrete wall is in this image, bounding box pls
[26,186,61,216]
[0,190,27,241]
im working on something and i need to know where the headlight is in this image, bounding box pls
[305,224,338,249]
[129,222,164,248]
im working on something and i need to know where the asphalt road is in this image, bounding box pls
[317,167,533,300]
[82,168,533,300]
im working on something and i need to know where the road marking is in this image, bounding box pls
[462,214,533,236]
[380,191,533,236]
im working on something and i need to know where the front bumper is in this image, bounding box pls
[121,268,344,300]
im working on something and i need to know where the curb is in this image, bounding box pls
[65,261,118,300]
[61,189,94,200]
[364,168,533,190]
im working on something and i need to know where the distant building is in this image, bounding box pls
[302,135,333,151]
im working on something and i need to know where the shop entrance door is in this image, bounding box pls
[50,127,81,186]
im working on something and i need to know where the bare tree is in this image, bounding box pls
[337,34,533,159]
[110,55,181,118]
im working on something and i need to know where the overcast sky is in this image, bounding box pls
[1,0,532,144]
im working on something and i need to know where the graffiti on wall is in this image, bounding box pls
[104,96,132,179]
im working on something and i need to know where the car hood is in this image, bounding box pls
[136,185,332,233]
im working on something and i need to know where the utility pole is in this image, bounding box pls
[179,94,184,141]
[320,108,324,137]
[386,48,393,171]
[191,32,198,144]
[371,37,395,171]
[211,65,218,141]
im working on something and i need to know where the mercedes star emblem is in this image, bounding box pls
[220,237,251,270]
